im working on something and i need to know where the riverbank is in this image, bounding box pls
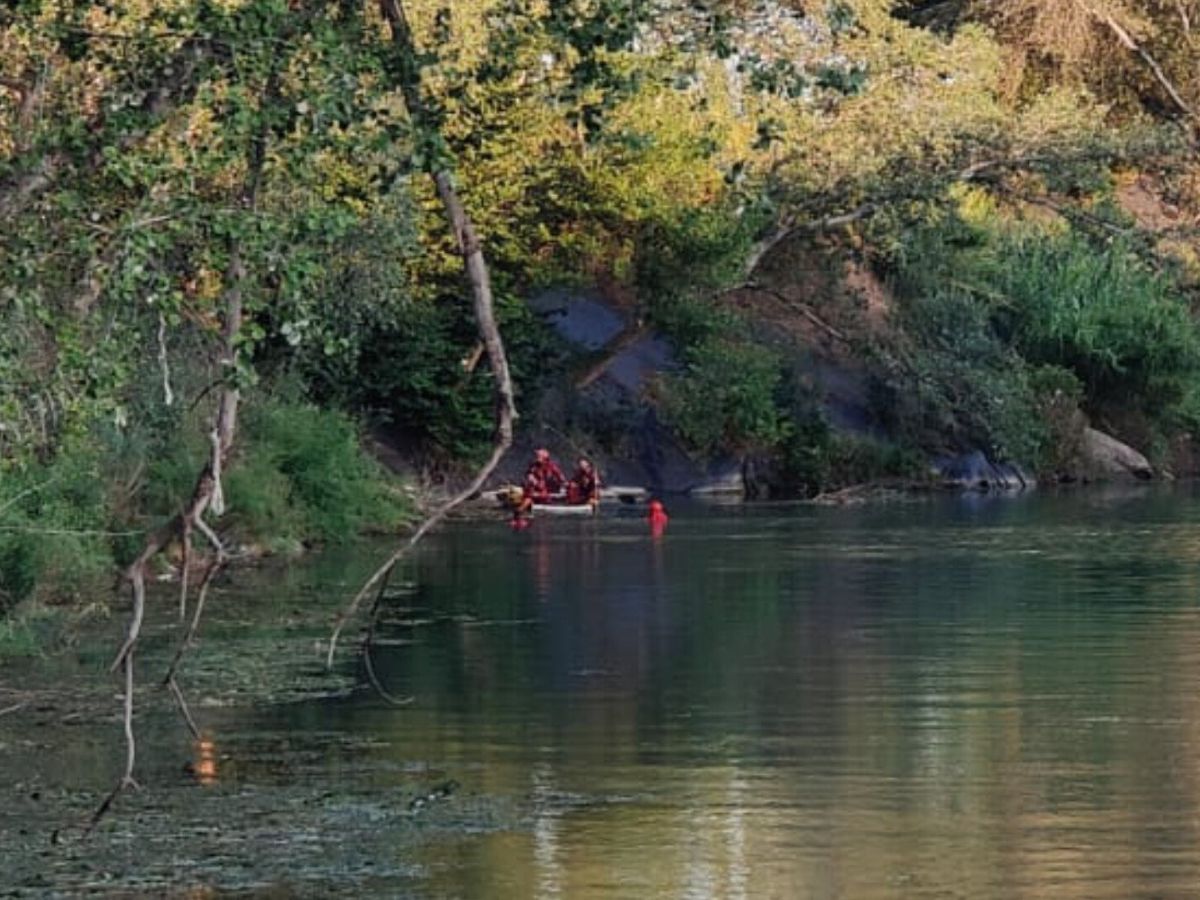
[0,539,527,895]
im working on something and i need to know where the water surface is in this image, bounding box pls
[8,489,1200,897]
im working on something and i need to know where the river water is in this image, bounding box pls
[7,489,1200,897]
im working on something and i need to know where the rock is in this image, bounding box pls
[1079,428,1153,480]
[933,450,1034,492]
[688,460,746,497]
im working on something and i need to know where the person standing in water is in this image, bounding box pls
[648,498,669,536]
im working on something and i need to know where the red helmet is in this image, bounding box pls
[535,447,550,461]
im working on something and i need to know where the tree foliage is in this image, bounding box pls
[1,0,1199,514]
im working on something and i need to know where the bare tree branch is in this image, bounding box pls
[1074,0,1194,119]
[1176,0,1194,42]
[328,0,518,670]
[84,650,139,835]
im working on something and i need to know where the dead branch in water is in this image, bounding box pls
[87,73,268,830]
[327,0,517,673]
[84,650,139,835]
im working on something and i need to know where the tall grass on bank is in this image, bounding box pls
[0,400,410,621]
[883,217,1200,468]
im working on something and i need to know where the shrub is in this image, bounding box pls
[0,444,116,614]
[989,233,1200,415]
[868,287,1048,465]
[0,397,411,617]
[229,400,410,545]
[353,291,558,463]
[1027,364,1088,476]
[658,337,790,458]
[895,217,1200,435]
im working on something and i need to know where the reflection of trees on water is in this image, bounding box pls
[247,504,1200,896]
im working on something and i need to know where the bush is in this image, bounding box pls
[353,291,559,463]
[0,396,411,617]
[868,287,1048,465]
[228,400,410,545]
[658,337,790,458]
[774,414,923,497]
[1027,364,1088,476]
[895,217,1200,435]
[637,207,759,319]
[881,213,1200,468]
[0,444,116,614]
[990,233,1200,415]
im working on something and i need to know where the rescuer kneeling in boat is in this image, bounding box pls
[567,457,601,507]
[521,448,565,510]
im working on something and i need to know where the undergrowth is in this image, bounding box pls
[0,398,410,619]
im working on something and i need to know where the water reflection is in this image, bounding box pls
[282,491,1200,896]
[191,737,218,785]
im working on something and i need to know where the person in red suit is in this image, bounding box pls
[566,457,601,507]
[648,498,669,537]
[522,448,565,506]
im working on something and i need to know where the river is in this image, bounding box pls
[6,488,1200,897]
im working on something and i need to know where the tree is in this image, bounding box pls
[0,0,429,827]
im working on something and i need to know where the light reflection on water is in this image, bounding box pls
[287,489,1200,898]
[12,489,1200,896]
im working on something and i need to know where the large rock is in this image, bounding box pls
[1079,428,1153,480]
[933,450,1034,492]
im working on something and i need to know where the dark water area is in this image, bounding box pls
[8,488,1200,896]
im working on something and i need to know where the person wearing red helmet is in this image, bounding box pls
[566,457,601,507]
[522,448,565,507]
[648,498,669,536]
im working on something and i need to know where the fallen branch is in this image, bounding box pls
[328,0,518,672]
[163,514,226,686]
[362,638,415,707]
[1177,0,1194,44]
[572,320,651,389]
[724,282,851,344]
[88,103,261,830]
[166,677,201,741]
[84,650,139,835]
[327,424,513,668]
